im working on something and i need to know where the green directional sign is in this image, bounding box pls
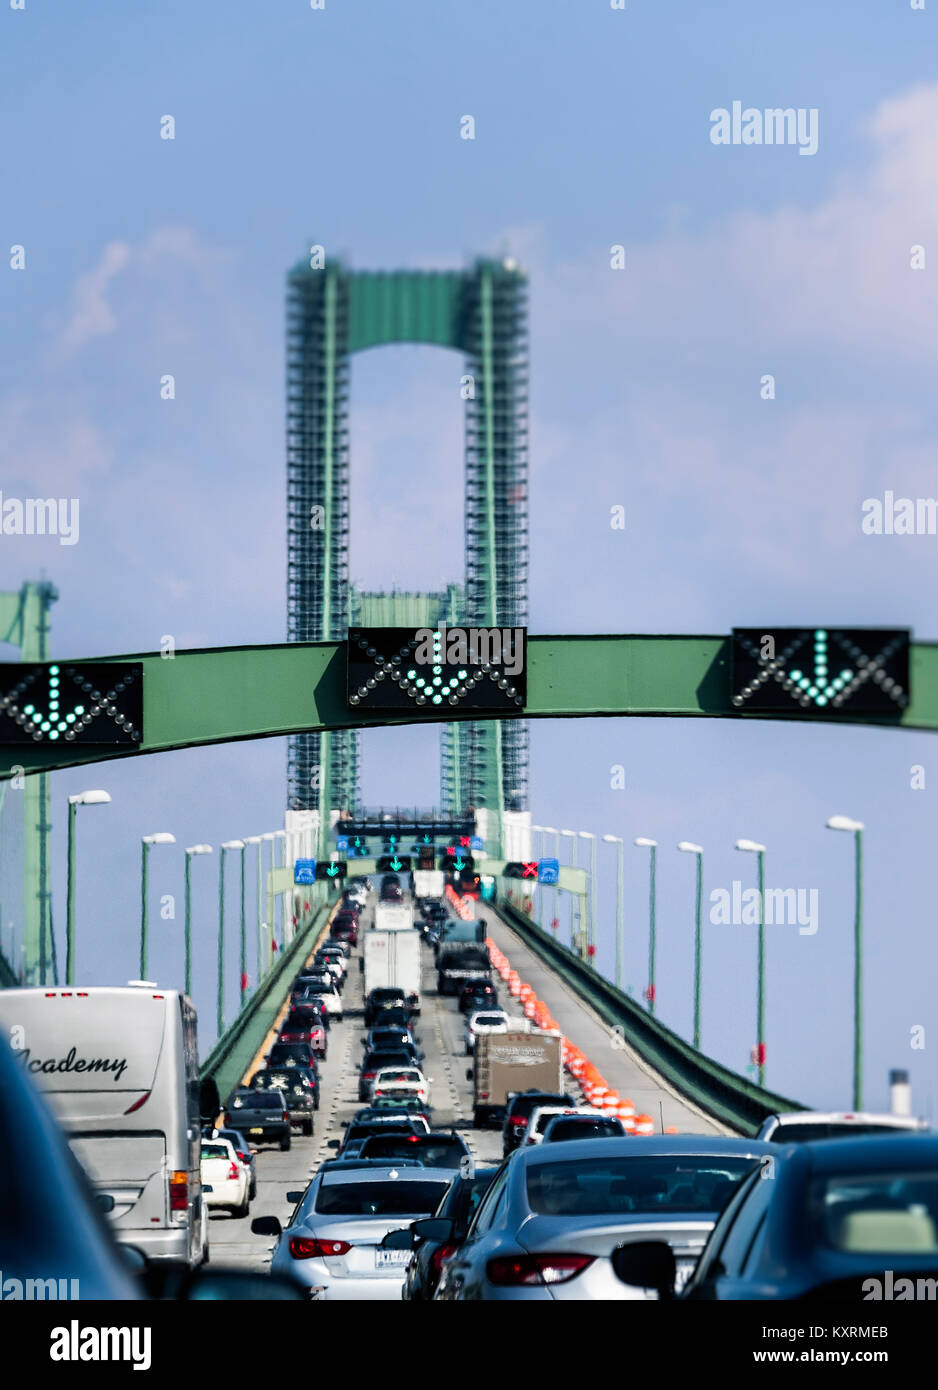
[315,860,347,881]
[732,629,910,715]
[347,626,526,713]
[0,662,143,744]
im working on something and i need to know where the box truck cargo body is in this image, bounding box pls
[373,902,415,932]
[412,869,445,899]
[471,1030,563,1127]
[363,929,422,1012]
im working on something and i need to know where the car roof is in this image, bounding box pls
[769,1110,927,1127]
[788,1132,938,1173]
[320,1165,455,1185]
[518,1135,776,1166]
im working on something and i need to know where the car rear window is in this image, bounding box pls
[315,1181,450,1216]
[772,1123,918,1143]
[230,1092,282,1110]
[473,1015,507,1027]
[201,1145,229,1160]
[547,1119,625,1142]
[526,1156,759,1215]
[511,1095,571,1121]
[363,1052,411,1070]
[360,1136,466,1167]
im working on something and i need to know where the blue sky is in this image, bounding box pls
[1,0,937,1114]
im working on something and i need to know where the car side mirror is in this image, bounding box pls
[465,1068,473,1080]
[250,1215,283,1237]
[611,1241,677,1299]
[327,1139,341,1149]
[412,1218,454,1243]
[249,1146,259,1155]
[95,1192,116,1214]
[381,1226,415,1250]
[199,1076,221,1123]
[286,1191,307,1205]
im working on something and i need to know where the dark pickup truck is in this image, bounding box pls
[437,944,492,997]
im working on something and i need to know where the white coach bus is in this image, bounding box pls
[0,983,219,1268]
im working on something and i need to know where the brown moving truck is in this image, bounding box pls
[470,1029,563,1127]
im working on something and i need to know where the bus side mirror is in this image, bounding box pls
[199,1077,220,1122]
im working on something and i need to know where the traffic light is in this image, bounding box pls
[417,846,436,870]
[376,855,412,872]
[315,860,347,881]
[440,851,474,872]
[347,626,527,713]
[731,628,910,714]
[503,861,539,879]
[0,661,144,745]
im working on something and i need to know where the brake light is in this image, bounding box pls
[227,1162,240,1180]
[237,1151,249,1162]
[223,1112,232,1126]
[362,1071,376,1080]
[169,1170,188,1212]
[282,1111,290,1123]
[432,1242,458,1274]
[487,1253,594,1286]
[123,1090,151,1115]
[509,1115,527,1127]
[289,1237,352,1259]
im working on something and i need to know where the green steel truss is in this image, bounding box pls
[4,635,937,783]
[285,256,529,852]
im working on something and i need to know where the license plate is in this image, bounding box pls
[249,1127,264,1135]
[375,1249,410,1267]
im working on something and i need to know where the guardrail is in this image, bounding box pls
[200,900,331,1102]
[496,899,803,1136]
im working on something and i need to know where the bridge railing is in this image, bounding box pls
[200,898,333,1103]
[496,900,803,1135]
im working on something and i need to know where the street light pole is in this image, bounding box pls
[579,832,597,965]
[140,832,175,980]
[635,839,657,1013]
[183,845,212,999]
[736,839,767,1085]
[66,790,111,985]
[560,830,578,953]
[218,840,244,1036]
[827,816,865,1109]
[243,836,262,1003]
[542,826,559,932]
[678,842,704,1048]
[602,835,624,989]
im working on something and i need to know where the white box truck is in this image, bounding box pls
[373,901,415,932]
[363,929,422,1013]
[412,868,445,900]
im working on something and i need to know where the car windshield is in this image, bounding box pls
[772,1123,916,1143]
[526,1155,759,1215]
[547,1119,624,1142]
[314,1181,450,1216]
[231,1092,281,1110]
[811,1171,938,1254]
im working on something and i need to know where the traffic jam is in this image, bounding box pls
[206,873,938,1301]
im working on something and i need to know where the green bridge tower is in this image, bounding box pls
[286,254,529,855]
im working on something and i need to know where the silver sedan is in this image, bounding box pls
[433,1135,774,1300]
[255,1165,454,1300]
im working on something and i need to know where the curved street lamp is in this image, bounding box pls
[66,790,111,985]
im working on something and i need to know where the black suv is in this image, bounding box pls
[251,1066,319,1133]
[365,987,413,1027]
[503,1089,576,1156]
[224,1089,292,1150]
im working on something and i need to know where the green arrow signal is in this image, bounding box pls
[22,665,86,741]
[390,856,402,871]
[423,834,431,844]
[454,857,465,871]
[788,630,852,708]
[326,863,339,877]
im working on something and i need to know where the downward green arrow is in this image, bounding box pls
[390,856,402,871]
[454,857,465,871]
[22,664,87,741]
[788,630,852,708]
[326,863,339,877]
[423,834,431,844]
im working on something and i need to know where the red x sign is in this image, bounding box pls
[522,862,538,878]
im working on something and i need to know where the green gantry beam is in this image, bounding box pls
[2,633,937,780]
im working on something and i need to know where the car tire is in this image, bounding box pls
[235,1195,250,1219]
[280,1134,292,1152]
[302,1118,313,1136]
[249,1180,256,1200]
[314,1094,320,1110]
